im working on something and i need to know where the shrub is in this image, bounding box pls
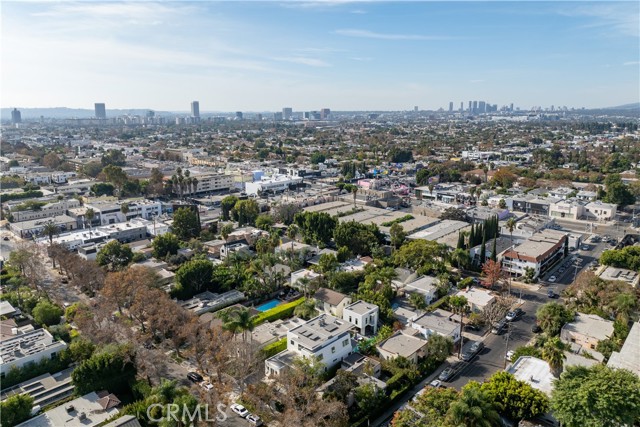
[261,337,287,358]
[381,215,414,227]
[252,298,306,326]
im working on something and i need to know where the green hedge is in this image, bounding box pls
[385,371,408,392]
[381,215,414,227]
[261,337,287,358]
[0,190,44,203]
[252,297,306,326]
[426,295,450,312]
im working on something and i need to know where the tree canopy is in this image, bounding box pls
[173,259,215,299]
[151,232,180,259]
[480,371,549,421]
[551,364,640,427]
[96,240,134,271]
[172,207,201,241]
[334,220,384,256]
[32,300,63,326]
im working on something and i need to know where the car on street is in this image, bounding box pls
[558,268,565,274]
[581,245,590,251]
[548,276,557,283]
[246,414,263,426]
[492,319,507,334]
[505,308,524,321]
[462,341,485,361]
[438,365,458,382]
[429,379,443,388]
[2,237,9,241]
[506,350,515,361]
[547,290,559,299]
[230,404,249,418]
[187,372,203,383]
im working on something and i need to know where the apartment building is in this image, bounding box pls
[501,229,567,278]
[11,199,81,222]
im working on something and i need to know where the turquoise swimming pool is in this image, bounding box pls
[256,299,281,312]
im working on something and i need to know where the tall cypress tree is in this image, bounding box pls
[479,232,487,265]
[491,236,497,262]
[457,232,465,249]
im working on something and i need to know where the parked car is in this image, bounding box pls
[200,382,214,391]
[492,319,507,334]
[558,268,565,274]
[2,236,9,241]
[246,414,263,426]
[462,342,485,361]
[548,276,557,283]
[531,324,542,333]
[230,404,249,418]
[506,350,515,361]
[438,366,457,382]
[547,290,559,299]
[505,308,524,322]
[581,245,590,251]
[465,323,481,331]
[429,379,443,388]
[187,372,203,383]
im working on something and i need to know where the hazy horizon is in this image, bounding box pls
[2,1,639,111]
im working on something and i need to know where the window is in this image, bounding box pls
[343,339,349,347]
[290,340,294,346]
[331,346,336,354]
[317,353,323,361]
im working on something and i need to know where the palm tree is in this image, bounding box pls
[85,208,96,232]
[287,224,299,260]
[294,299,318,320]
[42,221,60,245]
[482,164,489,183]
[613,293,636,323]
[506,217,517,243]
[541,336,566,377]
[451,248,469,271]
[351,185,358,208]
[468,186,477,204]
[446,383,501,427]
[222,307,255,344]
[449,295,468,359]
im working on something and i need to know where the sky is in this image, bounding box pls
[1,1,639,112]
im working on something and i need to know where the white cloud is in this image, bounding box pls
[274,56,331,67]
[335,29,452,40]
[559,3,639,38]
[350,56,373,61]
[623,61,640,66]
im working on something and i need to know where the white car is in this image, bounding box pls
[246,414,263,426]
[200,382,214,391]
[429,379,443,388]
[506,350,515,361]
[230,403,249,418]
[548,276,557,282]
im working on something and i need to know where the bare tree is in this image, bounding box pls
[481,294,517,327]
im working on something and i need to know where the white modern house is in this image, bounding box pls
[342,301,379,336]
[409,309,460,343]
[265,314,354,376]
[0,329,68,377]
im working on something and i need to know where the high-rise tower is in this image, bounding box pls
[94,103,106,119]
[191,101,200,118]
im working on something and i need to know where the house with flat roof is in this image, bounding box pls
[314,288,352,318]
[409,309,460,343]
[403,276,439,305]
[342,301,379,336]
[376,331,429,364]
[0,329,68,377]
[265,314,354,376]
[0,301,19,318]
[179,291,245,316]
[16,391,120,427]
[607,322,640,377]
[584,201,617,221]
[598,266,639,288]
[507,356,554,396]
[560,313,614,359]
[454,287,496,313]
[102,415,142,427]
[501,229,567,278]
[1,368,75,408]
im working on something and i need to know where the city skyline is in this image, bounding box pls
[2,1,638,111]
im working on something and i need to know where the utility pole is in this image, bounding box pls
[503,322,511,369]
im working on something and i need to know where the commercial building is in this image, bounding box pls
[11,108,22,124]
[245,175,303,196]
[10,215,78,239]
[191,101,200,119]
[282,107,293,120]
[10,199,81,223]
[94,103,106,119]
[501,229,567,278]
[0,329,68,377]
[584,201,617,221]
[265,314,354,376]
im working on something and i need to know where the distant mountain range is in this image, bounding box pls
[2,103,639,120]
[604,102,640,111]
[0,107,180,120]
